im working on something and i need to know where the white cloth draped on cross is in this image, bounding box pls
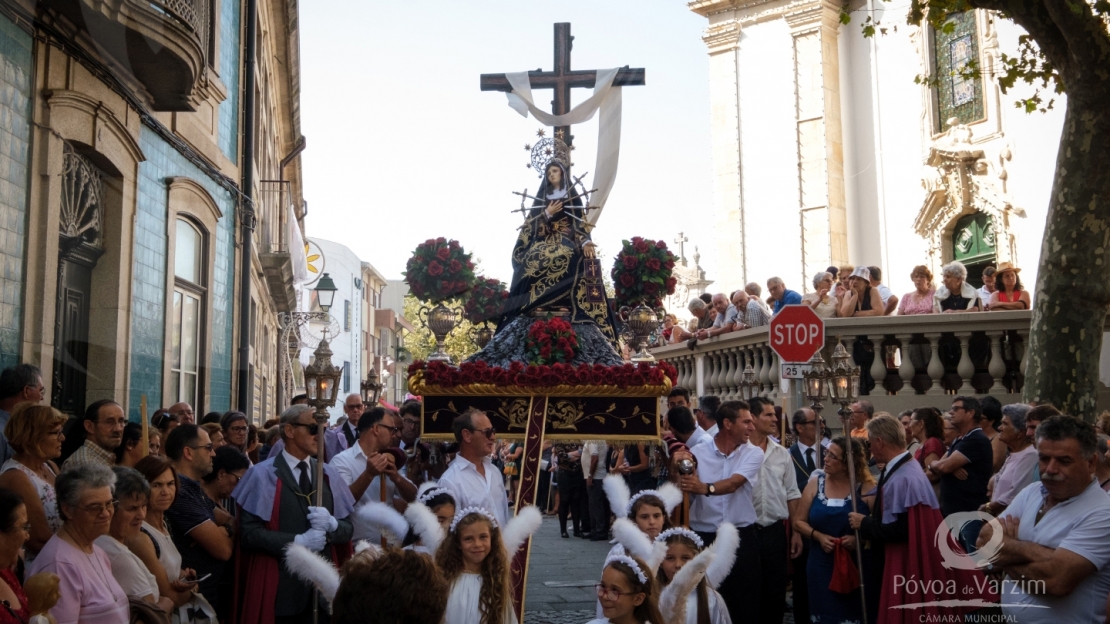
[501,67,623,225]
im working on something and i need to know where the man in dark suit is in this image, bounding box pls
[787,407,823,624]
[235,405,356,624]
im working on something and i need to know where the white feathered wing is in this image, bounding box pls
[283,544,341,609]
[501,505,542,556]
[705,522,740,590]
[357,501,409,547]
[404,502,445,554]
[659,546,714,624]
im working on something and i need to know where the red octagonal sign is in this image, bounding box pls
[769,305,825,363]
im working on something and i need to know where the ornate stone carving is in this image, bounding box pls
[59,144,103,248]
[913,122,1024,277]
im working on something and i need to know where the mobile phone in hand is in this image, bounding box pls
[178,573,212,585]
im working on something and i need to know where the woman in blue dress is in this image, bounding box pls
[792,436,875,624]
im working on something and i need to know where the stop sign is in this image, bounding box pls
[769,305,825,363]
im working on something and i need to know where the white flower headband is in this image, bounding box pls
[656,528,704,549]
[605,554,648,585]
[417,487,451,505]
[449,506,499,534]
[625,490,662,517]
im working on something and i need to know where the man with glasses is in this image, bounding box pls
[331,406,417,544]
[164,423,233,606]
[235,405,356,623]
[439,408,510,527]
[337,394,364,450]
[849,400,872,440]
[167,402,196,425]
[927,396,993,552]
[61,399,126,471]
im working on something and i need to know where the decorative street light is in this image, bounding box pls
[361,367,384,408]
[314,272,338,312]
[739,363,758,401]
[802,349,829,468]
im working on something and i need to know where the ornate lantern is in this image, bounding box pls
[361,367,384,408]
[739,363,758,401]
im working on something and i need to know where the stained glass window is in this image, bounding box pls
[932,11,984,133]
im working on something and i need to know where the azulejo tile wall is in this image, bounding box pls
[217,0,241,163]
[0,15,32,370]
[130,128,236,421]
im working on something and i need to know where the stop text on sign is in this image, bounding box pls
[772,323,821,346]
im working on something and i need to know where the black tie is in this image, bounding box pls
[296,461,313,494]
[343,423,356,447]
[805,448,816,473]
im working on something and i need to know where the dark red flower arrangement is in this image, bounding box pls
[462,276,509,325]
[524,317,578,365]
[403,238,476,304]
[408,359,678,390]
[610,237,679,310]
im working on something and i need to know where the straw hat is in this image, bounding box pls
[995,261,1021,276]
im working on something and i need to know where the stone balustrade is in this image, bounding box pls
[651,310,1043,416]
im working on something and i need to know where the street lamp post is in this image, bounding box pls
[300,274,342,624]
[739,363,758,401]
[802,349,829,469]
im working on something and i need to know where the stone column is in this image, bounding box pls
[700,19,746,289]
[785,1,848,278]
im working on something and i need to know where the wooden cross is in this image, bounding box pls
[480,22,646,149]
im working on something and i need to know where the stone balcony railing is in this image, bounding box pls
[650,310,1045,416]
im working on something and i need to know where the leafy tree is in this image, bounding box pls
[852,0,1110,417]
[402,295,481,364]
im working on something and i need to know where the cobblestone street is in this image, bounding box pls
[522,515,610,623]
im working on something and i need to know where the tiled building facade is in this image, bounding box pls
[0,0,306,422]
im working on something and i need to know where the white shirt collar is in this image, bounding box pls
[282,449,309,472]
[883,451,912,480]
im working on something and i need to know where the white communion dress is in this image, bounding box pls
[444,572,518,624]
[679,587,732,624]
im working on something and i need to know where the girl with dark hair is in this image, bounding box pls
[656,528,732,624]
[219,412,250,460]
[128,455,216,622]
[115,422,145,467]
[989,263,1030,311]
[909,407,947,478]
[151,409,179,437]
[0,487,30,623]
[589,555,666,624]
[436,509,517,624]
[201,447,250,516]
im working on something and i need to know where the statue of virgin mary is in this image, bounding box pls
[469,159,623,367]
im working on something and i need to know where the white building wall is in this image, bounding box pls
[737,19,800,290]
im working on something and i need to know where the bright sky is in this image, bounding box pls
[300,2,714,286]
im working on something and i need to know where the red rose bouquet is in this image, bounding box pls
[403,238,477,304]
[462,276,508,325]
[610,237,679,310]
[408,359,678,390]
[524,317,579,365]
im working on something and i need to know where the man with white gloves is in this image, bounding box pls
[234,404,356,624]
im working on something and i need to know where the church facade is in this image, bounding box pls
[689,0,1063,295]
[0,0,308,424]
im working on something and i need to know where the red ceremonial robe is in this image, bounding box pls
[232,479,354,624]
[869,457,997,624]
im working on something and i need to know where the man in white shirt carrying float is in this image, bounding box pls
[439,408,511,527]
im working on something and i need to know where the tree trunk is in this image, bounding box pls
[1024,98,1110,418]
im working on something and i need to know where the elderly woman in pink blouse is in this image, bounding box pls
[28,464,129,624]
[898,265,936,315]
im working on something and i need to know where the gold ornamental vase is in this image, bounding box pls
[419,303,463,363]
[621,304,660,363]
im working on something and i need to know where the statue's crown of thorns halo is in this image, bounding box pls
[524,128,570,175]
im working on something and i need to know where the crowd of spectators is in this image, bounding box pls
[662,260,1029,345]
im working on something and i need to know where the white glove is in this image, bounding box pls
[307,506,339,533]
[294,528,327,552]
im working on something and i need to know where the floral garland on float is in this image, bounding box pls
[403,238,477,363]
[462,276,508,350]
[610,237,679,362]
